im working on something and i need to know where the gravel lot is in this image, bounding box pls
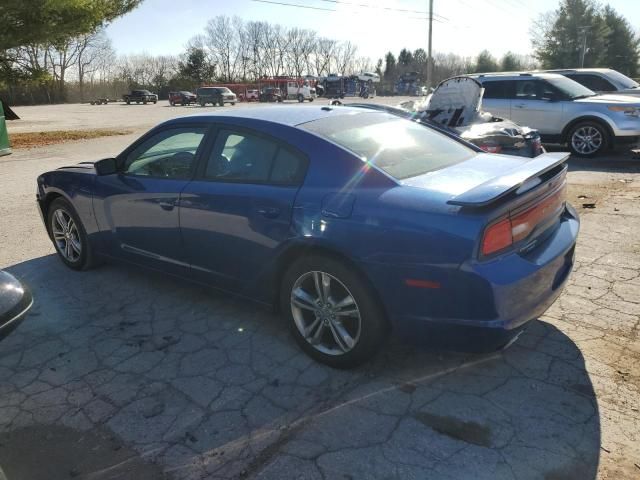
[0,102,639,479]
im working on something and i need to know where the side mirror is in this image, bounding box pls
[95,157,118,176]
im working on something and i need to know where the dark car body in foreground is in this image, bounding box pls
[0,270,32,340]
[36,106,579,367]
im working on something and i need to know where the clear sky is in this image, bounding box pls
[105,0,640,61]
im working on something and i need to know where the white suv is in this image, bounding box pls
[474,72,640,156]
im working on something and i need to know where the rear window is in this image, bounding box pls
[301,112,475,180]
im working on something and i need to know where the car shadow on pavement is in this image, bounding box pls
[1,255,601,480]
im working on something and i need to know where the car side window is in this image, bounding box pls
[482,80,514,99]
[568,74,615,92]
[515,80,540,99]
[123,127,206,179]
[205,129,306,185]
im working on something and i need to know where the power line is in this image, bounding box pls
[250,0,448,21]
[317,0,449,20]
[251,0,336,12]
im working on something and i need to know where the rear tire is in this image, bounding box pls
[280,255,387,368]
[47,198,98,271]
[567,121,609,157]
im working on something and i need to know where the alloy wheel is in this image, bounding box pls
[290,271,362,356]
[51,208,82,262]
[571,126,603,155]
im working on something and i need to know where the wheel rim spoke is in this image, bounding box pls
[292,287,319,311]
[303,316,323,339]
[330,320,355,350]
[327,321,349,352]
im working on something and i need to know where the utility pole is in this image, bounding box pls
[579,27,588,68]
[427,0,433,88]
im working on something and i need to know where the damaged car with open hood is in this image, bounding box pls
[342,76,545,158]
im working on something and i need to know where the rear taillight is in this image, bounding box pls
[482,218,512,256]
[481,186,566,257]
[479,143,502,154]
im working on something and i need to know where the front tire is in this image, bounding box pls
[280,255,387,368]
[567,121,609,157]
[47,198,97,271]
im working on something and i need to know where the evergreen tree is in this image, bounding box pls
[383,52,396,80]
[500,52,523,72]
[533,0,611,68]
[474,50,498,73]
[602,5,639,76]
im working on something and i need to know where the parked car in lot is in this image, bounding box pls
[123,90,158,105]
[357,72,381,83]
[169,91,197,106]
[474,72,640,156]
[545,68,640,97]
[36,106,579,367]
[196,87,237,106]
[0,270,32,341]
[259,88,283,102]
[245,89,260,101]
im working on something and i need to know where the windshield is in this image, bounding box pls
[605,69,639,89]
[545,76,595,99]
[180,91,192,95]
[301,112,475,180]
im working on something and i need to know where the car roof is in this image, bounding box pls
[543,68,613,74]
[471,72,566,80]
[172,105,370,127]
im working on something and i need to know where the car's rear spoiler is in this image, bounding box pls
[447,152,570,207]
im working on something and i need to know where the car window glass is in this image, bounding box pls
[123,127,206,179]
[482,80,513,99]
[568,74,615,92]
[515,80,539,99]
[270,148,307,184]
[301,113,475,180]
[206,130,278,182]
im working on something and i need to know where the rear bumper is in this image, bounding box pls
[364,205,579,351]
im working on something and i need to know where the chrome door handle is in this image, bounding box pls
[159,201,175,211]
[514,103,526,108]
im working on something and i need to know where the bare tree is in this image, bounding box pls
[76,29,115,101]
[335,41,358,76]
[205,16,237,81]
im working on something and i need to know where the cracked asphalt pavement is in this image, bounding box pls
[1,103,639,479]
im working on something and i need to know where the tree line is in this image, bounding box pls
[0,15,373,105]
[1,0,638,105]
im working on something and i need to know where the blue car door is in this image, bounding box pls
[93,125,209,273]
[179,126,308,294]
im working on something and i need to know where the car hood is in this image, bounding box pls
[574,93,640,105]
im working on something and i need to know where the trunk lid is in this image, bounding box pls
[401,152,568,207]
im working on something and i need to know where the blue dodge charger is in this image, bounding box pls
[37,106,579,368]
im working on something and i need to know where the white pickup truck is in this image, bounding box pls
[283,81,316,102]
